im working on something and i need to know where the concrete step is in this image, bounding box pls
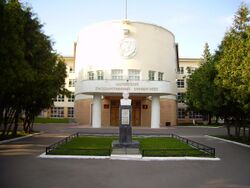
[111,148,142,160]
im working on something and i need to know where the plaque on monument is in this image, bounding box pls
[121,109,130,125]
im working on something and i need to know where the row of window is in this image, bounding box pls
[86,69,164,81]
[68,79,76,87]
[177,92,185,103]
[54,94,75,102]
[177,79,185,88]
[177,67,197,74]
[51,107,74,118]
[51,107,202,119]
[177,108,203,119]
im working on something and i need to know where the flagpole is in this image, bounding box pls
[125,0,127,20]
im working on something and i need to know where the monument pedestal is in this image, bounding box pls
[112,140,140,149]
[111,91,140,156]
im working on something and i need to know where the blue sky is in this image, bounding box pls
[21,0,249,58]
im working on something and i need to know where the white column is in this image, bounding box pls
[151,95,160,128]
[92,94,102,128]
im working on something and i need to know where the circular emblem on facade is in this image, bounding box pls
[120,37,136,58]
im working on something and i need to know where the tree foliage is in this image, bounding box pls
[215,3,250,111]
[185,3,250,139]
[185,43,220,123]
[0,0,67,136]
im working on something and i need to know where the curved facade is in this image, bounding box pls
[75,20,178,128]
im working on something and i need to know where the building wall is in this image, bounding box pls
[160,99,177,127]
[141,99,151,127]
[74,97,177,127]
[102,99,110,127]
[40,21,204,126]
[74,99,91,125]
[177,58,204,124]
[40,55,203,126]
[75,20,177,83]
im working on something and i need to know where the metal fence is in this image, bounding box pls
[171,134,215,157]
[46,133,79,154]
[45,132,215,157]
[141,134,215,157]
[45,133,112,155]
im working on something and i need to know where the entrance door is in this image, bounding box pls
[110,100,141,127]
[110,100,119,126]
[132,101,141,126]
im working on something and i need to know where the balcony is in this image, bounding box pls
[75,79,176,96]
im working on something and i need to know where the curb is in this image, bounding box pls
[39,152,110,160]
[38,153,220,161]
[0,133,40,144]
[205,135,250,148]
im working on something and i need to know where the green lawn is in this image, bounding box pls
[34,117,70,124]
[49,136,115,156]
[48,136,212,157]
[135,137,210,157]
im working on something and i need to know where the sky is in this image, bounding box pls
[21,0,250,58]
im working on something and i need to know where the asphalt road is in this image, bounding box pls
[0,124,250,188]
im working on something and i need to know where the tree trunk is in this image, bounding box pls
[248,126,250,142]
[0,107,4,129]
[227,125,231,137]
[215,116,219,124]
[12,110,19,136]
[235,126,239,138]
[242,127,245,137]
[208,113,212,125]
[2,108,10,136]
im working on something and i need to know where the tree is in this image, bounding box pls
[215,3,250,138]
[202,42,212,64]
[216,3,250,111]
[0,0,67,136]
[185,43,220,124]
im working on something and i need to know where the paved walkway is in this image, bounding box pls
[0,124,250,188]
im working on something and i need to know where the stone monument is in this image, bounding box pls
[112,91,139,148]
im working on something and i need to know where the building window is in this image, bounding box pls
[158,72,164,81]
[55,94,64,102]
[177,79,185,88]
[69,79,76,87]
[186,67,196,74]
[69,66,74,73]
[88,71,94,80]
[177,67,184,74]
[128,69,140,80]
[68,93,75,102]
[189,111,203,119]
[177,92,185,103]
[97,70,104,80]
[51,107,64,117]
[148,71,155,81]
[68,107,74,118]
[112,69,123,80]
[178,108,185,119]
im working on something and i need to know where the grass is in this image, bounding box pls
[48,136,212,157]
[49,136,115,156]
[214,135,250,145]
[0,131,29,141]
[34,117,70,124]
[135,137,210,157]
